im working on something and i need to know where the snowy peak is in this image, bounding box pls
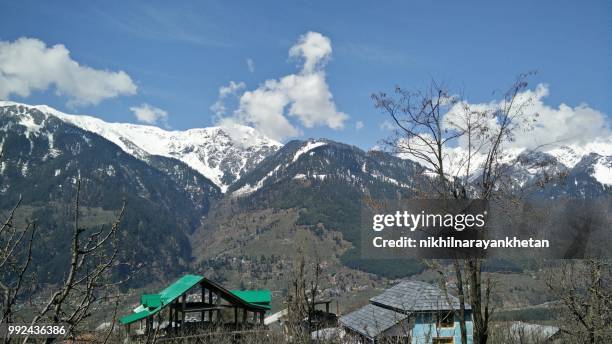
[397,139,612,189]
[292,140,327,162]
[230,139,424,196]
[515,144,612,187]
[0,101,282,192]
[232,139,330,195]
[546,141,612,169]
[2,101,610,193]
[53,115,281,192]
[591,155,612,186]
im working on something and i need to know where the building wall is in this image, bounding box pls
[410,311,473,344]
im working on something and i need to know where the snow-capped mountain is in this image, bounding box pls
[0,102,223,284]
[398,141,612,189]
[229,138,611,203]
[229,138,426,197]
[491,144,612,191]
[0,101,281,192]
[591,155,612,186]
[1,100,609,194]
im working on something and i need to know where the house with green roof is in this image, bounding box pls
[120,274,271,337]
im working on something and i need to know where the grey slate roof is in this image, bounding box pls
[339,304,408,339]
[370,280,469,312]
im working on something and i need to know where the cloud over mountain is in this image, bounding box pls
[214,31,349,141]
[130,103,168,125]
[446,84,611,150]
[394,84,612,177]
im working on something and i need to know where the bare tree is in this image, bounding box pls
[0,149,39,343]
[0,199,33,319]
[0,196,38,343]
[21,179,127,343]
[545,259,611,343]
[0,147,129,343]
[373,81,464,197]
[373,73,539,344]
[286,248,324,343]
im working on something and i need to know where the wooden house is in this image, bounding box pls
[119,274,271,338]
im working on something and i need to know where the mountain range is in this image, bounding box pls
[0,101,610,287]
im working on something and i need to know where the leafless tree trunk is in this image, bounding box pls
[453,259,468,344]
[545,259,611,343]
[21,179,127,343]
[286,248,324,343]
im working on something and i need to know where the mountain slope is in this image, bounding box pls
[529,152,612,198]
[0,101,282,192]
[196,138,610,282]
[457,143,611,191]
[229,139,426,198]
[486,148,612,198]
[194,139,429,279]
[0,103,221,285]
[189,140,430,301]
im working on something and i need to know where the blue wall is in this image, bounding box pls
[411,311,473,344]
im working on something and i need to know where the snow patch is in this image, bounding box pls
[293,173,307,180]
[548,141,612,169]
[19,114,43,138]
[233,165,282,196]
[591,157,612,185]
[293,141,327,163]
[45,132,61,157]
[371,170,411,188]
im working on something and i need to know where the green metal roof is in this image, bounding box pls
[119,309,152,325]
[120,275,203,325]
[120,274,271,325]
[141,294,162,308]
[158,274,204,304]
[230,290,272,309]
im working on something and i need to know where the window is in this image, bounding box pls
[432,338,454,344]
[436,312,454,328]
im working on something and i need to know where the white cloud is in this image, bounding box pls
[392,84,612,176]
[289,31,332,73]
[355,121,364,130]
[213,31,348,141]
[210,81,245,116]
[246,58,255,73]
[130,103,168,125]
[0,37,137,107]
[507,85,610,149]
[219,80,246,98]
[446,84,611,150]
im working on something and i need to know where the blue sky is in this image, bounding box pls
[0,0,610,148]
